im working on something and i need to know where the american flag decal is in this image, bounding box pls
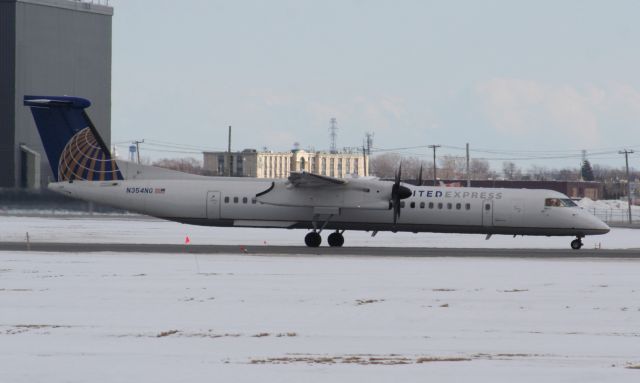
[155,188,166,194]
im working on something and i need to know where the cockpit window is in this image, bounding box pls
[545,198,577,207]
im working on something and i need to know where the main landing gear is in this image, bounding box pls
[304,230,345,247]
[327,231,345,247]
[304,231,322,247]
[570,237,583,250]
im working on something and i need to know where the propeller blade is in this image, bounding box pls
[392,162,405,224]
[393,200,400,224]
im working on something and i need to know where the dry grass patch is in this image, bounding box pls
[250,354,471,365]
[355,299,384,306]
[275,332,298,337]
[416,357,471,363]
[252,333,270,337]
[156,329,179,338]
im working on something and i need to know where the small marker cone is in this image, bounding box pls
[185,235,191,245]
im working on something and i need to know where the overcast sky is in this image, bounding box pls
[109,0,640,169]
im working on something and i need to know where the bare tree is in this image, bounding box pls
[438,155,466,179]
[554,168,580,181]
[369,153,402,178]
[370,153,436,181]
[152,157,206,175]
[502,161,521,180]
[469,159,490,180]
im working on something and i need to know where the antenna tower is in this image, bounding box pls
[364,132,374,155]
[329,118,338,153]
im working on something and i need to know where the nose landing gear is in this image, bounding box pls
[570,237,583,250]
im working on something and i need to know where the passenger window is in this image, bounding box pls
[233,197,239,203]
[224,196,229,203]
[420,202,425,209]
[465,203,471,210]
[429,202,434,209]
[400,201,405,208]
[251,198,257,204]
[410,201,415,208]
[447,203,452,210]
[485,203,491,211]
[437,203,443,209]
[242,197,248,204]
[456,203,461,210]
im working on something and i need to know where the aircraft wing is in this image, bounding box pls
[287,171,347,187]
[257,171,391,210]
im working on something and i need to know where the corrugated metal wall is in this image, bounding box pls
[0,1,16,187]
[1,0,112,187]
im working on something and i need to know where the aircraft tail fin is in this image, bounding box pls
[23,96,123,182]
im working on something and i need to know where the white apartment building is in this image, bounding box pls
[203,149,369,179]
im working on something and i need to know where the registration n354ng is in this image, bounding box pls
[24,96,610,249]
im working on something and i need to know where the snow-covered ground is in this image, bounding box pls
[1,251,639,382]
[1,215,639,249]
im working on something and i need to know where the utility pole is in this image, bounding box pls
[428,144,441,185]
[132,139,144,164]
[362,145,367,176]
[466,142,470,187]
[227,125,232,177]
[619,149,635,224]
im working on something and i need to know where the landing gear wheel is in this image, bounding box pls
[327,232,345,247]
[570,238,583,250]
[304,232,322,247]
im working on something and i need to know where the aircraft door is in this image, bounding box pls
[511,199,524,227]
[482,200,493,227]
[206,191,221,220]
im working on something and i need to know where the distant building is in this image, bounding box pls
[0,0,113,188]
[203,149,369,178]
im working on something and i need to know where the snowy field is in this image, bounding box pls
[1,216,640,381]
[1,251,640,382]
[1,215,640,249]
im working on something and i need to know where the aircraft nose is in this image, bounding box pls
[596,219,610,234]
[588,215,610,235]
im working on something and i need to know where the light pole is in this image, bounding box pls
[428,145,441,185]
[619,149,635,224]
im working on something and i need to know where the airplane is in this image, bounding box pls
[24,95,610,250]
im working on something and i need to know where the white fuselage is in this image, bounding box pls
[48,177,610,237]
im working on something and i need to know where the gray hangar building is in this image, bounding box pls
[0,0,113,188]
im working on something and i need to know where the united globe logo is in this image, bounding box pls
[58,127,122,181]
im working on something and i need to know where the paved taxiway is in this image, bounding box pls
[0,242,638,258]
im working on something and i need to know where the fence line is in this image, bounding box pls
[587,208,640,223]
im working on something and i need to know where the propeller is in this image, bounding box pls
[391,163,412,225]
